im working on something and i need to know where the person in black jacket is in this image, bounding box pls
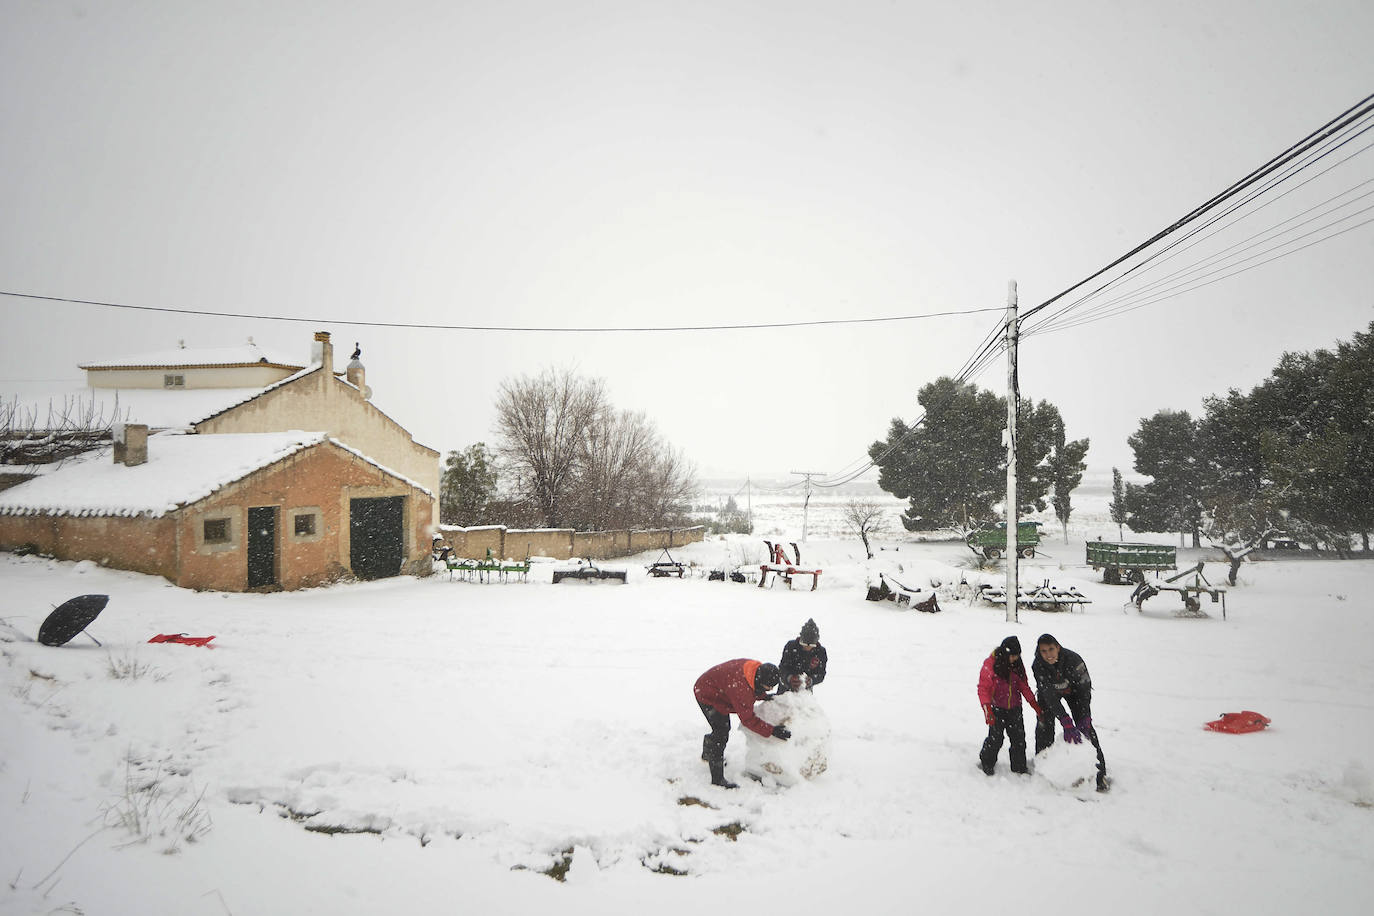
[778,618,828,692]
[1032,633,1109,791]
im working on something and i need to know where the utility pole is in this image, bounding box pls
[790,470,827,542]
[1005,280,1020,624]
[746,476,753,531]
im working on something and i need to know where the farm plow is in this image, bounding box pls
[1130,562,1228,619]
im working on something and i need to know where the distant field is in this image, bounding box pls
[699,470,1121,543]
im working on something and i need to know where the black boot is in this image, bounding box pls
[702,736,712,761]
[708,759,738,789]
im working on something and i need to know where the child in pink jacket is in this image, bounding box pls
[977,636,1041,775]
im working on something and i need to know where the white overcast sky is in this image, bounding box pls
[2,0,1372,480]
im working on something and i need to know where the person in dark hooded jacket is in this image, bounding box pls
[778,618,827,692]
[977,636,1041,775]
[1032,633,1109,791]
[693,658,789,788]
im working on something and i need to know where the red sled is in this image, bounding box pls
[148,633,216,648]
[1204,710,1271,734]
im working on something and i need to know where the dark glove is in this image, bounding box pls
[1060,715,1083,744]
[983,704,995,726]
[1076,715,1093,737]
[772,725,791,741]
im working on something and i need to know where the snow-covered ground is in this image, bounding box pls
[3,501,1373,914]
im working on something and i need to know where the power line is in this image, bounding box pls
[816,93,1374,489]
[1021,141,1374,340]
[1023,184,1374,339]
[0,290,1002,333]
[1019,92,1374,325]
[1025,214,1374,336]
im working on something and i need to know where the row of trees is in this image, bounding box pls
[867,376,1090,538]
[1116,321,1374,554]
[440,368,698,531]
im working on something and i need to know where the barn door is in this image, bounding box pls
[247,506,278,588]
[350,496,405,580]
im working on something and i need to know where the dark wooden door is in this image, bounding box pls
[350,496,404,580]
[247,506,278,588]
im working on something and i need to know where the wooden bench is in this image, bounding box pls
[758,564,822,591]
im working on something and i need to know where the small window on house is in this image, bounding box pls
[290,508,323,542]
[164,374,185,388]
[203,517,231,544]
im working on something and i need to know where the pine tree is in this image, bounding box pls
[440,443,499,527]
[1043,406,1089,542]
[869,377,1077,532]
[1126,410,1205,545]
[1110,468,1128,540]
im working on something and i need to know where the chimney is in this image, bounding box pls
[311,331,334,375]
[346,355,368,399]
[113,423,149,467]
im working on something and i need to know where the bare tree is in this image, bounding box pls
[563,407,698,530]
[842,500,889,559]
[569,408,658,530]
[630,442,698,528]
[494,368,698,531]
[1,393,125,465]
[494,368,607,528]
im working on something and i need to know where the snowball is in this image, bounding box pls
[742,690,831,787]
[1033,740,1100,795]
[1340,760,1373,807]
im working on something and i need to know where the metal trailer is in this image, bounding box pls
[1086,541,1177,584]
[965,521,1042,559]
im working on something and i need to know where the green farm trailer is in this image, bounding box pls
[1086,541,1177,584]
[966,521,1042,559]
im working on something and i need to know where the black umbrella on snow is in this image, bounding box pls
[37,594,109,647]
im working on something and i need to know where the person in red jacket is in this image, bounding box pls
[977,636,1041,776]
[694,658,789,788]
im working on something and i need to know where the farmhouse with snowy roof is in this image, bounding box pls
[0,332,439,591]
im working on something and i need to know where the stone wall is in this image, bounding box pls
[0,513,179,580]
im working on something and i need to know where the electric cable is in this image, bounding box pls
[0,291,1002,334]
[1019,92,1374,325]
[816,94,1374,490]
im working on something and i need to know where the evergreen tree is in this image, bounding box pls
[1016,399,1061,514]
[1261,324,1374,548]
[869,377,1072,532]
[1193,388,1285,562]
[440,443,499,526]
[1110,468,1127,539]
[1203,321,1374,552]
[1126,410,1205,545]
[1041,405,1090,542]
[1124,321,1374,555]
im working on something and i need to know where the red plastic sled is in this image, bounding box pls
[148,633,216,648]
[1204,710,1271,733]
